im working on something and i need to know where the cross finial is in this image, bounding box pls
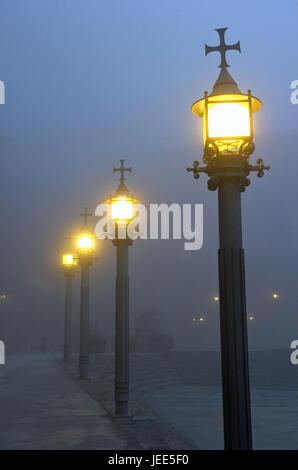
[113,159,132,183]
[80,207,92,226]
[205,28,241,69]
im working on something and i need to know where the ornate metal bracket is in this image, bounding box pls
[186,156,270,193]
[186,160,208,179]
[247,158,270,178]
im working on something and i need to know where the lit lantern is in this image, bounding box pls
[192,78,262,157]
[75,207,96,256]
[192,315,206,324]
[61,235,77,273]
[110,195,135,223]
[62,253,77,267]
[77,230,95,254]
[0,294,8,303]
[105,160,139,226]
[187,28,269,182]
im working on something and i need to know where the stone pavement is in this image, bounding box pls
[0,354,127,450]
[0,353,195,450]
[62,354,196,450]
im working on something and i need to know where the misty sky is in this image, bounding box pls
[0,0,297,351]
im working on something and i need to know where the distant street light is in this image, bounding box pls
[0,294,8,304]
[76,208,96,380]
[192,315,206,325]
[61,239,77,362]
[214,296,220,302]
[272,293,279,300]
[105,160,139,416]
[187,28,270,450]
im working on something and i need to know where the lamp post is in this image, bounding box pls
[105,160,139,416]
[76,208,96,380]
[61,244,77,362]
[187,28,270,450]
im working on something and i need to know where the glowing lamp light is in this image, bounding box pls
[105,193,139,225]
[77,232,95,253]
[111,196,134,222]
[62,253,77,267]
[192,315,205,324]
[208,100,250,138]
[214,296,220,302]
[192,92,262,156]
[248,315,254,321]
[272,293,279,300]
[0,294,8,303]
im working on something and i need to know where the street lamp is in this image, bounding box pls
[192,315,206,325]
[105,159,139,416]
[0,294,8,304]
[76,207,96,380]
[187,28,270,450]
[61,239,77,362]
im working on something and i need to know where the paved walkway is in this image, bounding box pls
[0,354,127,450]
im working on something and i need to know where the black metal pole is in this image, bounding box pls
[114,239,130,416]
[79,262,90,380]
[63,273,73,362]
[217,177,252,450]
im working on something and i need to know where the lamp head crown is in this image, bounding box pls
[113,159,131,195]
[205,27,241,70]
[191,28,262,118]
[205,27,243,96]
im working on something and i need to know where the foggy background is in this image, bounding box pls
[0,0,297,353]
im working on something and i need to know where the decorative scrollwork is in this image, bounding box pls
[186,160,208,180]
[240,177,250,192]
[204,142,219,162]
[207,177,219,191]
[240,141,255,157]
[248,158,270,178]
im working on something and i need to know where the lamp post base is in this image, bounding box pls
[115,401,129,416]
[63,351,70,363]
[79,363,89,380]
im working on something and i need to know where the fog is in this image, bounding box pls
[0,0,297,353]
